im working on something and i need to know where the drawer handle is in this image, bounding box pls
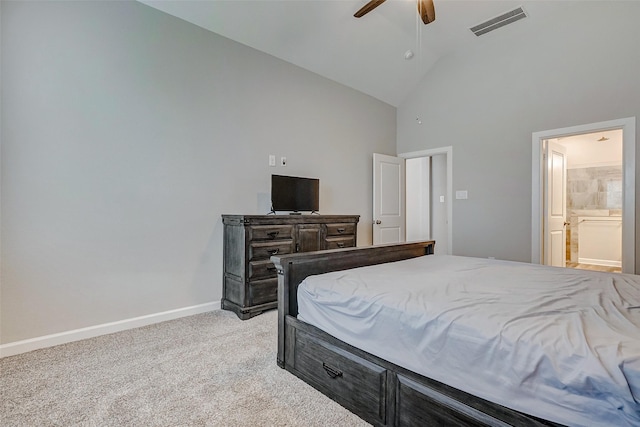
[336,242,345,248]
[337,228,346,233]
[267,231,279,239]
[322,363,343,379]
[267,248,280,255]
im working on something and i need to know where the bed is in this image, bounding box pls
[271,241,640,427]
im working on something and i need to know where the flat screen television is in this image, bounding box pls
[271,175,319,213]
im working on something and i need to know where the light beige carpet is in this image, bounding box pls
[0,309,370,426]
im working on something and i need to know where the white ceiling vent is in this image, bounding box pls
[470,7,527,37]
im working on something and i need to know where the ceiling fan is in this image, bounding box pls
[354,0,436,25]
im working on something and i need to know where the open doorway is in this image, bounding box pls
[531,117,636,274]
[372,147,453,255]
[400,147,453,255]
[552,130,623,273]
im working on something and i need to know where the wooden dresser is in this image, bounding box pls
[221,214,359,319]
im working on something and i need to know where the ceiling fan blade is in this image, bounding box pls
[417,0,436,24]
[354,0,387,18]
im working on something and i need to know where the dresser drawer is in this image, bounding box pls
[325,236,356,250]
[293,329,386,423]
[249,278,278,305]
[249,240,294,261]
[325,223,356,236]
[249,259,278,280]
[248,225,293,241]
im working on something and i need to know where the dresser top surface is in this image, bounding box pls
[222,214,360,225]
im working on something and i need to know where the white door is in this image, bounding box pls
[373,153,405,245]
[544,140,567,267]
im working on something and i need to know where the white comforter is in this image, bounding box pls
[297,255,640,427]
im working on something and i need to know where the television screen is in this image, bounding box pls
[271,175,319,212]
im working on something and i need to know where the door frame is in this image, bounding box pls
[531,117,636,273]
[399,146,453,254]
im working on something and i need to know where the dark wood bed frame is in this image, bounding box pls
[271,241,562,427]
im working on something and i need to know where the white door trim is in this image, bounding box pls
[531,117,636,273]
[399,146,453,254]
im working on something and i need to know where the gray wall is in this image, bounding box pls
[1,1,396,343]
[398,1,640,264]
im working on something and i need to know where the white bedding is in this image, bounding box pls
[297,255,640,427]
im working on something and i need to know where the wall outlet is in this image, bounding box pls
[439,195,445,203]
[269,155,276,167]
[280,156,287,166]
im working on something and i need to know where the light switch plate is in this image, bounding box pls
[269,155,276,167]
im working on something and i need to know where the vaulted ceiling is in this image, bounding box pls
[140,1,575,107]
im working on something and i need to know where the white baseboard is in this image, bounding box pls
[0,301,221,358]
[578,257,622,268]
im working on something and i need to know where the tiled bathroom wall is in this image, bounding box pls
[566,165,623,262]
[567,166,623,210]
